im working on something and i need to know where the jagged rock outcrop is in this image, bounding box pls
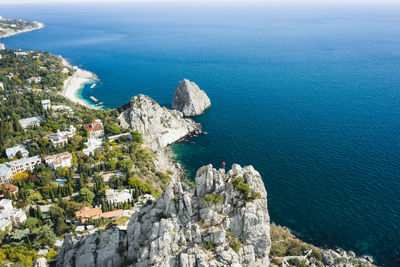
[57,164,271,267]
[172,79,211,116]
[119,94,200,150]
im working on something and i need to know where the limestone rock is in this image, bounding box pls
[172,79,211,116]
[57,164,271,267]
[119,94,200,150]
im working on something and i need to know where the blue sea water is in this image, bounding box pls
[1,2,400,265]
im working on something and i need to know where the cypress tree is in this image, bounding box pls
[36,205,43,220]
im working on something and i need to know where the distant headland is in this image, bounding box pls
[0,16,44,38]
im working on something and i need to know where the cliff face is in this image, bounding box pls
[56,164,271,267]
[119,94,200,150]
[172,79,211,116]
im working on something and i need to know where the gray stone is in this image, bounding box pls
[119,94,199,150]
[172,79,211,116]
[57,164,271,267]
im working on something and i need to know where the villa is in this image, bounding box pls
[0,156,42,183]
[75,207,102,223]
[85,119,104,138]
[83,138,103,156]
[19,116,45,129]
[44,152,72,169]
[6,155,42,175]
[0,199,27,231]
[46,125,76,148]
[105,189,133,204]
[5,144,29,159]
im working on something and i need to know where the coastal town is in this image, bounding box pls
[0,38,168,265]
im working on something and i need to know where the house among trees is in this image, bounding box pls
[83,138,102,156]
[85,119,104,138]
[19,116,45,129]
[5,144,29,159]
[0,156,42,183]
[44,152,72,169]
[26,76,41,84]
[41,99,51,110]
[75,206,123,223]
[46,125,76,148]
[0,199,27,231]
[75,207,102,223]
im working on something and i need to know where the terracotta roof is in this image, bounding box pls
[2,184,18,193]
[85,120,103,133]
[75,207,102,219]
[101,209,123,219]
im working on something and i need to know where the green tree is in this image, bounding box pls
[79,187,95,205]
[31,225,56,248]
[22,217,40,230]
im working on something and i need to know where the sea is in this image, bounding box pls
[1,2,399,266]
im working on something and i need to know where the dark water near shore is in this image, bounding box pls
[2,2,400,265]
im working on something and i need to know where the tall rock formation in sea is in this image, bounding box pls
[56,164,271,267]
[172,79,211,116]
[119,94,200,150]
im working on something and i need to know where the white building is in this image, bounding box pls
[0,199,27,227]
[14,51,28,57]
[26,77,41,84]
[61,67,69,74]
[0,199,13,211]
[41,99,51,110]
[83,138,102,156]
[108,133,132,142]
[46,125,76,148]
[6,156,42,176]
[0,165,12,184]
[0,82,4,90]
[5,144,29,159]
[44,152,72,169]
[85,119,104,138]
[0,219,12,231]
[19,116,45,129]
[0,43,5,50]
[105,189,133,204]
[0,156,42,183]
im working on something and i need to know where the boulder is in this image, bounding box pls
[172,79,211,116]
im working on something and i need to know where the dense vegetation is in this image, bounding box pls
[0,49,172,266]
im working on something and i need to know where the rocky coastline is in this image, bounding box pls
[54,91,376,267]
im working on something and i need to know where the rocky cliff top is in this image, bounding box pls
[172,79,211,116]
[56,164,271,267]
[119,94,200,150]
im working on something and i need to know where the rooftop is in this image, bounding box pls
[85,119,103,132]
[6,155,41,167]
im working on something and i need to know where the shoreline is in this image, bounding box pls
[0,22,44,39]
[60,57,98,108]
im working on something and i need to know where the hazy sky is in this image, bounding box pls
[0,0,397,4]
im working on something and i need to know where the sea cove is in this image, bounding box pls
[1,2,400,266]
